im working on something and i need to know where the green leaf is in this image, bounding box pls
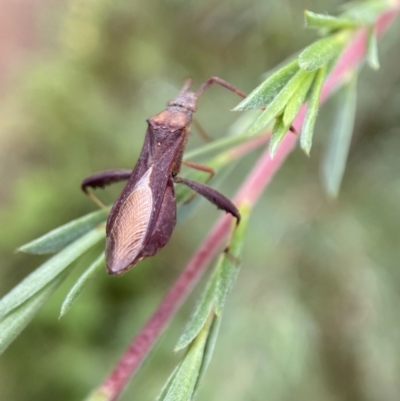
[304,10,359,31]
[18,209,108,254]
[269,115,291,157]
[248,69,310,135]
[163,205,251,399]
[174,270,218,352]
[84,387,111,401]
[159,316,212,401]
[283,71,316,127]
[234,60,299,110]
[0,274,65,354]
[59,253,105,318]
[155,366,180,401]
[300,65,327,155]
[322,73,357,197]
[176,204,251,351]
[84,389,110,401]
[298,33,347,71]
[339,0,389,24]
[367,26,380,70]
[193,315,221,395]
[0,227,105,319]
[215,204,250,315]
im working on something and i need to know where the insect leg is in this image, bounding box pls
[182,161,215,182]
[173,176,240,223]
[81,169,132,209]
[181,161,216,204]
[192,118,212,142]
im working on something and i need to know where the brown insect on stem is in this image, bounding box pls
[81,77,246,275]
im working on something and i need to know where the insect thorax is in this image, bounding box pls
[149,108,192,131]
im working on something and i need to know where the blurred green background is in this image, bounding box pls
[1,0,400,400]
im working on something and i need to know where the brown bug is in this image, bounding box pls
[81,77,246,275]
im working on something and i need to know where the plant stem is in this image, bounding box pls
[88,7,400,401]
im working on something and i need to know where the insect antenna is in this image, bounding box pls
[196,76,247,99]
[178,78,193,95]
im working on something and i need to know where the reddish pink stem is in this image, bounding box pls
[94,7,400,401]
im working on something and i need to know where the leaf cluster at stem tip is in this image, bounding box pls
[234,5,382,156]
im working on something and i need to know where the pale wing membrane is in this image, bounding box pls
[106,168,153,273]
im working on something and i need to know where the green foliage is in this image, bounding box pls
[157,316,212,401]
[175,270,219,352]
[59,252,105,318]
[340,0,392,23]
[0,228,105,319]
[304,11,360,32]
[282,71,315,127]
[269,114,290,157]
[1,0,397,400]
[0,226,105,353]
[234,60,299,110]
[322,73,358,197]
[84,390,110,401]
[0,274,66,354]
[1,123,255,354]
[235,29,345,154]
[18,209,108,255]
[248,69,311,135]
[192,315,222,395]
[300,65,327,154]
[159,204,250,399]
[367,26,380,69]
[230,3,388,163]
[298,33,348,71]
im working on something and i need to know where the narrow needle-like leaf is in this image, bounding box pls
[298,32,347,71]
[300,65,327,155]
[0,274,65,354]
[18,209,108,254]
[174,270,218,352]
[215,204,250,315]
[161,316,212,401]
[234,60,299,110]
[59,253,105,318]
[322,73,357,197]
[367,26,380,69]
[0,227,105,319]
[84,390,110,401]
[269,115,292,157]
[283,71,316,127]
[248,69,310,135]
[339,1,389,24]
[176,203,251,351]
[193,315,221,395]
[304,10,359,31]
[155,366,181,401]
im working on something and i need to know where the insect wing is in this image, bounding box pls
[106,167,154,274]
[137,177,176,260]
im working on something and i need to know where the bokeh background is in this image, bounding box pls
[1,0,400,400]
